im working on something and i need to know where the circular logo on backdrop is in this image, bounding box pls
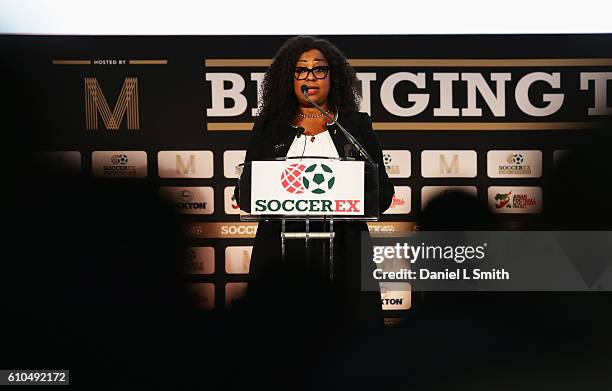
[506,153,524,165]
[111,154,129,165]
[178,190,194,202]
[302,164,335,194]
[281,163,307,194]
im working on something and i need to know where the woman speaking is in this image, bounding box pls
[236,36,394,331]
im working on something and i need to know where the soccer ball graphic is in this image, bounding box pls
[507,154,524,165]
[111,154,129,165]
[302,164,335,194]
[383,154,392,165]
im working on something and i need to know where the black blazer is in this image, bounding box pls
[235,110,394,214]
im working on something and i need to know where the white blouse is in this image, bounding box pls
[286,130,340,158]
[286,112,340,158]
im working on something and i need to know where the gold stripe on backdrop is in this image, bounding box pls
[205,59,272,67]
[373,122,598,131]
[207,123,254,131]
[52,60,168,65]
[207,122,599,131]
[52,60,91,65]
[128,60,168,65]
[348,59,612,67]
[204,59,612,67]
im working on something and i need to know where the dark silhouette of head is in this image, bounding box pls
[420,190,493,230]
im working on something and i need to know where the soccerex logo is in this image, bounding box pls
[110,154,129,165]
[506,153,524,165]
[280,163,335,194]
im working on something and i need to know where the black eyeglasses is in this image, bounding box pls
[293,66,330,80]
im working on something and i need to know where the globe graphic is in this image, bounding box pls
[280,163,306,194]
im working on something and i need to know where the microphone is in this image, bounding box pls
[296,126,305,138]
[300,84,375,165]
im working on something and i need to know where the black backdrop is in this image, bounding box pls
[3,34,611,315]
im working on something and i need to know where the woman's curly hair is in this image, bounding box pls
[257,36,360,135]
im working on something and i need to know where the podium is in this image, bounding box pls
[237,157,380,280]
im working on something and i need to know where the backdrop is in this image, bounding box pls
[3,34,611,316]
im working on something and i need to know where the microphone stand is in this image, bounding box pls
[301,85,376,166]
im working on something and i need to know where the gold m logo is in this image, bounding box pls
[176,155,196,174]
[84,77,140,130]
[439,154,459,174]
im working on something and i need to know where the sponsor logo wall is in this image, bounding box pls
[158,151,214,178]
[383,150,411,178]
[384,186,412,214]
[225,246,252,274]
[421,150,477,178]
[18,34,612,316]
[380,283,412,310]
[185,247,215,275]
[488,186,543,213]
[487,151,542,178]
[225,282,248,308]
[159,187,215,214]
[223,151,246,178]
[224,186,244,215]
[92,151,148,178]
